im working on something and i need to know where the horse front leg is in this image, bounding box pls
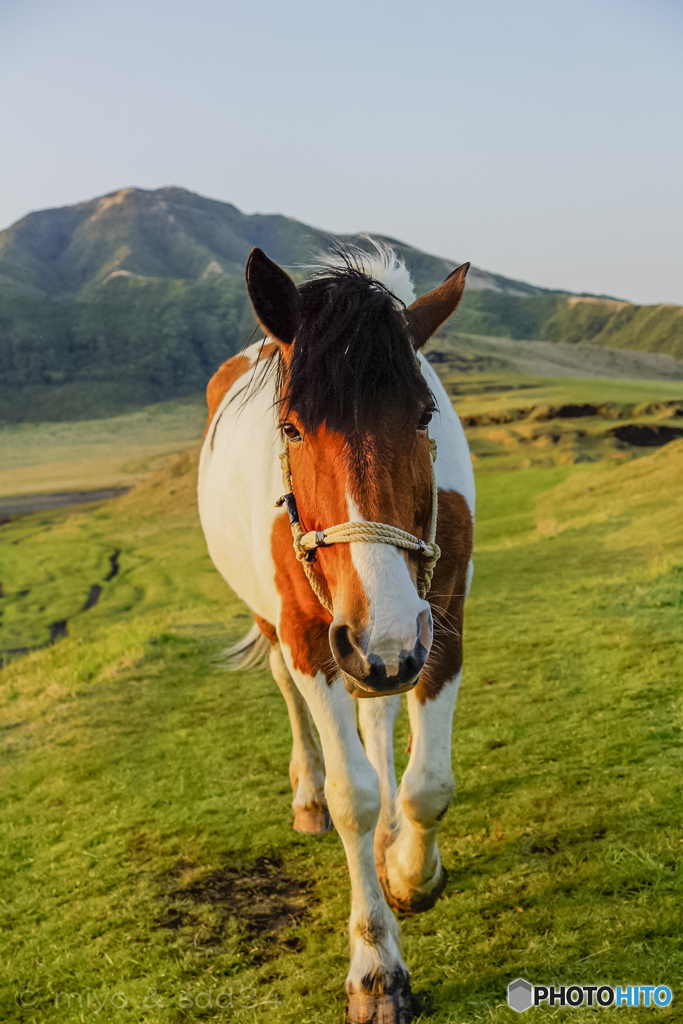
[269,643,331,834]
[357,695,401,887]
[282,650,411,1024]
[383,674,461,914]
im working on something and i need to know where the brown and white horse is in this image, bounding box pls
[198,244,474,1024]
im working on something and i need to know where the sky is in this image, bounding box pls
[1,0,681,304]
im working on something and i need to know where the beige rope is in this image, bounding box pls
[277,439,440,615]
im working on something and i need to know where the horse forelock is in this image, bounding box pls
[278,263,433,436]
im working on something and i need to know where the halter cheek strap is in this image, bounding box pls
[276,438,441,616]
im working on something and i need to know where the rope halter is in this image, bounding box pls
[276,438,441,616]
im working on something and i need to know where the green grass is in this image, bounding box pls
[0,398,206,473]
[0,398,205,498]
[1,439,682,1021]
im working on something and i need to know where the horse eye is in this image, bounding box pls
[282,422,302,440]
[418,409,434,430]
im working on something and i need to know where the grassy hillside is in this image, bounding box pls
[437,293,683,365]
[0,270,254,422]
[1,373,682,1021]
[546,298,683,360]
[449,291,562,340]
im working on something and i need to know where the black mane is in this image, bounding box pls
[281,262,433,433]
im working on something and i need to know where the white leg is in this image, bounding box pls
[281,646,411,1023]
[358,695,401,870]
[269,644,331,834]
[384,673,461,913]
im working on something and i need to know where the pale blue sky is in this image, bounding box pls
[1,0,681,303]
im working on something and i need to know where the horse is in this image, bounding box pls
[197,242,475,1024]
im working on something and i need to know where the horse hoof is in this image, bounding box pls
[293,806,334,834]
[346,988,412,1023]
[380,866,448,918]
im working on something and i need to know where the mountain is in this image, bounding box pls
[0,187,681,424]
[0,186,544,298]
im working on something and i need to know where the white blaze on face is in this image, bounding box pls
[346,495,432,677]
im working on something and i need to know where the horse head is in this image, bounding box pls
[246,245,468,698]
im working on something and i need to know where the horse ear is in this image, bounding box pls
[404,262,470,350]
[245,248,301,346]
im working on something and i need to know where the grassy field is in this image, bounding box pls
[426,347,683,475]
[1,371,682,1023]
[0,398,206,498]
[2,335,681,498]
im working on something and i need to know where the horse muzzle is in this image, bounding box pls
[330,614,432,698]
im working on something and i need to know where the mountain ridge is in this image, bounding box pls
[0,185,554,300]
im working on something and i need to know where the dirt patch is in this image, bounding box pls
[612,424,683,447]
[425,348,508,374]
[556,404,599,418]
[525,825,608,856]
[461,400,682,428]
[104,549,120,581]
[156,855,315,960]
[48,619,68,643]
[82,584,102,611]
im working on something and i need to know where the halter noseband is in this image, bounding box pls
[276,439,441,615]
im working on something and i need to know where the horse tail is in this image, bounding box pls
[217,621,271,671]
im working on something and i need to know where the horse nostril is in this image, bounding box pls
[329,619,370,684]
[333,623,354,660]
[408,646,427,675]
[417,607,433,652]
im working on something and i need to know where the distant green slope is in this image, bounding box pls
[451,291,562,340]
[0,273,255,421]
[545,298,683,360]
